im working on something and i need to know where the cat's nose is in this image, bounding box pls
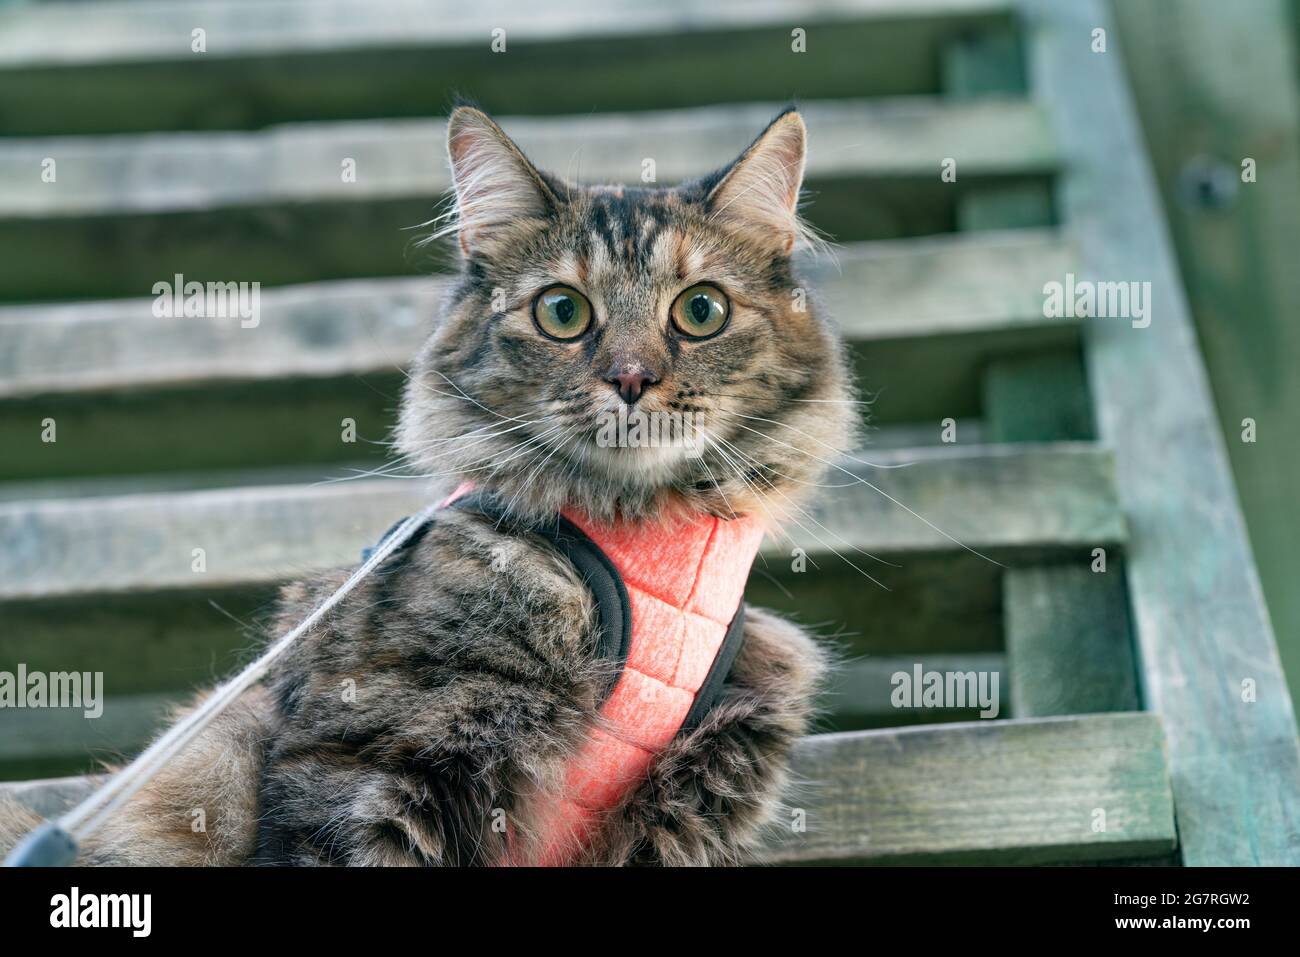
[604,363,661,404]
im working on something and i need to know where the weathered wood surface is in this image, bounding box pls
[0,774,106,821]
[1113,0,1300,737]
[1023,0,1300,865]
[982,351,1093,443]
[761,712,1176,864]
[826,653,1006,727]
[1003,565,1139,717]
[1,713,1176,865]
[0,0,1016,135]
[0,230,1074,397]
[0,100,1057,218]
[0,99,1058,301]
[0,443,1124,602]
[0,693,178,762]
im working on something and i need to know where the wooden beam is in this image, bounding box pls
[1003,564,1139,716]
[761,711,1176,864]
[0,443,1125,603]
[0,0,1016,135]
[1021,0,1300,864]
[982,351,1094,443]
[1,102,1057,220]
[822,653,1006,729]
[0,693,178,762]
[0,713,1177,866]
[1112,0,1300,755]
[0,100,1058,301]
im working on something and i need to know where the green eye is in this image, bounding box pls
[533,286,593,340]
[671,284,729,338]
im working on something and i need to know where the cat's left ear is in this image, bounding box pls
[706,109,807,253]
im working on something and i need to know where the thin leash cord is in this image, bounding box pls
[55,503,442,849]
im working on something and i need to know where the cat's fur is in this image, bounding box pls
[0,106,855,866]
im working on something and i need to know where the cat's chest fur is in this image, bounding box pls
[251,508,672,864]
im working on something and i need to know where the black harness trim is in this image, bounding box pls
[362,495,745,726]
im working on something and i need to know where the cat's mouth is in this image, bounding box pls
[564,393,714,487]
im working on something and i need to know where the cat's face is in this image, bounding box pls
[399,106,855,525]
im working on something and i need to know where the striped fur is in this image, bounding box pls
[3,107,854,866]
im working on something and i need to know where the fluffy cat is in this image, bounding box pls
[0,105,855,866]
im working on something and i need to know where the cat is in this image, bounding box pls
[0,105,856,866]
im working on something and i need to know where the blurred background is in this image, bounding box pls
[0,0,1295,866]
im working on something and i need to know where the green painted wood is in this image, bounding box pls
[747,551,1006,660]
[1003,564,1140,717]
[759,712,1175,864]
[1113,0,1300,738]
[1,713,1178,865]
[0,693,178,762]
[1022,0,1300,864]
[0,444,1125,603]
[0,101,1058,301]
[823,653,1005,729]
[942,17,1054,234]
[0,0,1016,136]
[982,350,1094,443]
[957,181,1055,232]
[941,22,1026,96]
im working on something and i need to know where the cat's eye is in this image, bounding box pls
[670,284,729,339]
[533,285,593,340]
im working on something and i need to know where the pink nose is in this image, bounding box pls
[604,366,660,404]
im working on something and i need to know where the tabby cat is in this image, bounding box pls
[1,105,856,866]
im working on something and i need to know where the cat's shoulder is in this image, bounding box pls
[401,504,591,598]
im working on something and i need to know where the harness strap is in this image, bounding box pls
[366,495,745,720]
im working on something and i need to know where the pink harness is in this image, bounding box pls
[434,486,764,865]
[527,506,765,865]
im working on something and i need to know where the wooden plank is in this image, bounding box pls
[1003,565,1139,716]
[1112,0,1300,747]
[762,712,1175,863]
[0,443,1125,603]
[0,713,1178,865]
[0,101,1057,219]
[957,182,1055,232]
[0,231,1074,399]
[0,693,178,762]
[1022,0,1300,864]
[0,101,1058,301]
[0,775,103,820]
[0,0,1016,135]
[823,653,1006,729]
[982,351,1093,443]
[0,231,1078,481]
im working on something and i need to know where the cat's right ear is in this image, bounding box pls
[445,107,557,255]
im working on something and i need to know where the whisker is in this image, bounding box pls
[721,418,1004,568]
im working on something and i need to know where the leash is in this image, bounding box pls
[4,502,442,867]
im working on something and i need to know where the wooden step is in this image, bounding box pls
[0,713,1178,865]
[762,712,1176,864]
[0,230,1077,480]
[0,443,1124,604]
[0,100,1058,301]
[0,0,1021,136]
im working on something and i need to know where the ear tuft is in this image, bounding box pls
[706,110,808,252]
[442,107,556,254]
